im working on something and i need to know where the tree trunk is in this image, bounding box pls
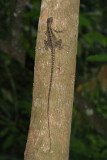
[24,0,80,160]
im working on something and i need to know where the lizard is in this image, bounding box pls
[44,17,63,150]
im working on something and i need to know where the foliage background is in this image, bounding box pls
[0,0,107,160]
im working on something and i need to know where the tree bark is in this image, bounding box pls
[24,0,80,160]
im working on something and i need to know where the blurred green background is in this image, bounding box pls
[0,0,107,160]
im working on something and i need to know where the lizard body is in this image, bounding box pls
[44,17,63,150]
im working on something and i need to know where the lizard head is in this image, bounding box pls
[47,17,53,24]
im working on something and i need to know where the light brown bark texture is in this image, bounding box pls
[24,0,80,160]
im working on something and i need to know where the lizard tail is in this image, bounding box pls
[47,48,55,150]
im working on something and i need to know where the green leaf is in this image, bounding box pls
[79,14,91,27]
[0,127,9,137]
[87,54,107,62]
[83,32,107,47]
[3,135,14,149]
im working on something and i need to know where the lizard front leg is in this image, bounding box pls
[53,29,63,33]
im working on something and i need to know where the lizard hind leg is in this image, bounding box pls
[56,39,62,50]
